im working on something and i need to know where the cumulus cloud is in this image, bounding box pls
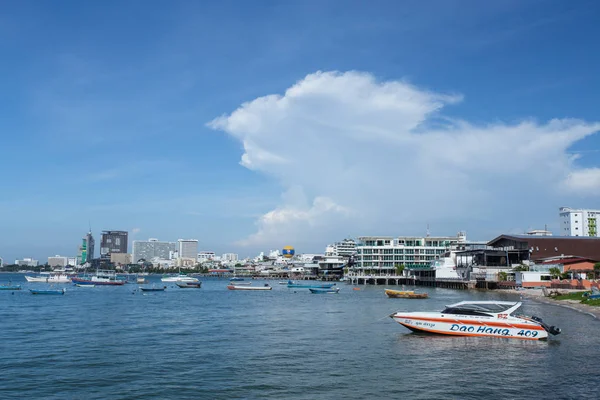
[208,71,600,248]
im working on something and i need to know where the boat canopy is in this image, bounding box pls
[442,301,521,316]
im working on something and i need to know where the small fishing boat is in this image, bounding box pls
[229,277,245,282]
[76,284,96,288]
[230,281,252,286]
[140,286,166,292]
[160,271,199,283]
[25,272,71,283]
[176,282,202,289]
[0,284,21,290]
[385,289,428,299]
[309,287,340,294]
[287,280,335,289]
[278,281,288,285]
[227,284,272,291]
[72,270,125,286]
[390,301,561,340]
[30,288,66,295]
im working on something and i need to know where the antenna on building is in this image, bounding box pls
[426,223,430,238]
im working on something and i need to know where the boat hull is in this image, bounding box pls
[227,285,271,290]
[176,282,202,288]
[71,277,125,286]
[385,289,428,299]
[309,288,340,294]
[0,285,21,290]
[391,313,548,340]
[287,283,335,289]
[30,289,65,295]
[140,288,166,292]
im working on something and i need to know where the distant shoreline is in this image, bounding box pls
[499,288,600,320]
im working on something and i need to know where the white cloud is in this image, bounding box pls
[208,70,600,249]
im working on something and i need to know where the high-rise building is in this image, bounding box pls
[132,238,177,263]
[100,230,128,260]
[197,251,215,262]
[178,239,198,259]
[325,238,357,257]
[559,207,599,237]
[0,257,3,267]
[79,231,95,265]
[48,255,68,267]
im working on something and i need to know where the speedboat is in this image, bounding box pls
[227,284,272,291]
[160,274,199,283]
[176,282,202,289]
[390,301,560,340]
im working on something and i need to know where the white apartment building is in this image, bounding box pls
[15,258,39,267]
[559,207,599,237]
[48,255,69,267]
[178,239,199,259]
[355,232,467,273]
[325,238,357,257]
[198,251,216,263]
[132,238,177,263]
[222,253,239,263]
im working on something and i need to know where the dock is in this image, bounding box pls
[347,275,477,290]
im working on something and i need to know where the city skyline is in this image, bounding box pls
[1,1,600,262]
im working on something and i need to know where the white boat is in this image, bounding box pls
[25,272,71,283]
[161,273,199,283]
[227,284,272,291]
[230,281,252,285]
[390,301,561,340]
[76,284,96,288]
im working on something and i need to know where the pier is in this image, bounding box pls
[347,275,476,290]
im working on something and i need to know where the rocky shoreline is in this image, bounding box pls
[499,288,600,320]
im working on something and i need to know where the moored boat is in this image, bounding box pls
[390,301,561,340]
[76,284,95,288]
[229,277,245,282]
[385,289,428,299]
[160,273,199,283]
[140,286,166,292]
[72,270,125,286]
[25,272,71,283]
[0,284,21,290]
[287,280,335,289]
[176,282,202,289]
[227,284,272,291]
[30,288,66,295]
[309,287,340,294]
[230,281,252,285]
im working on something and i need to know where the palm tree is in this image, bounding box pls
[395,263,405,277]
[549,267,561,279]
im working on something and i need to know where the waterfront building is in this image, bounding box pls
[487,234,600,262]
[355,232,467,274]
[48,255,68,267]
[132,238,176,263]
[100,230,128,260]
[559,207,599,237]
[325,238,356,257]
[222,253,239,263]
[110,253,132,267]
[15,258,39,267]
[198,251,216,262]
[79,231,95,265]
[178,239,199,259]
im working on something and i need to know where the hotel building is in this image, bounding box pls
[355,232,467,273]
[559,207,599,237]
[178,239,199,259]
[325,238,357,257]
[132,238,177,263]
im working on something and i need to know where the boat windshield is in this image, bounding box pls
[442,303,516,316]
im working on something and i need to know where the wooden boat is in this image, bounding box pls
[227,284,272,291]
[309,287,340,294]
[30,288,66,295]
[0,284,21,290]
[385,289,428,299]
[140,286,166,292]
[176,282,202,289]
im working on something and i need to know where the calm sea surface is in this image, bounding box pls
[1,273,598,400]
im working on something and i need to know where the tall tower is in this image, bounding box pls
[100,230,128,260]
[79,231,95,265]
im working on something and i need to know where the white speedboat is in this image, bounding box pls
[161,274,199,283]
[25,272,71,283]
[390,301,560,340]
[227,284,272,291]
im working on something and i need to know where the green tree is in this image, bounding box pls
[548,267,561,279]
[395,263,405,277]
[498,271,508,281]
[512,264,529,272]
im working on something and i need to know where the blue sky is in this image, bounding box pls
[1,0,599,262]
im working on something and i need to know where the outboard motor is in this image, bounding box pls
[532,315,561,336]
